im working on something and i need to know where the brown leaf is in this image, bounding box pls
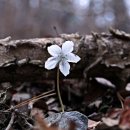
[34,112,57,130]
[119,109,130,130]
[101,108,122,127]
[124,97,130,109]
[106,108,122,119]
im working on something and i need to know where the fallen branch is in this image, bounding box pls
[0,29,129,90]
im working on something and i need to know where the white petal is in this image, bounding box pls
[45,57,59,70]
[62,41,74,54]
[66,53,81,63]
[48,45,61,56]
[59,60,70,76]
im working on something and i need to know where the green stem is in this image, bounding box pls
[57,68,64,112]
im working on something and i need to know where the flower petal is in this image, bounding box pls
[59,60,70,76]
[48,45,61,56]
[62,41,74,54]
[45,57,59,70]
[66,53,81,63]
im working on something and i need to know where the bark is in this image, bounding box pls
[0,28,130,90]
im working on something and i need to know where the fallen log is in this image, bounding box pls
[0,28,130,90]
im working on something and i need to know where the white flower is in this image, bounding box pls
[45,41,81,76]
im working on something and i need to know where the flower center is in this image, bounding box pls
[58,53,67,62]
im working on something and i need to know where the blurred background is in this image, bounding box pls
[0,0,130,39]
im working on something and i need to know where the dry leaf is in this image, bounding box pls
[125,83,130,91]
[124,97,130,109]
[119,109,130,130]
[102,117,119,127]
[12,93,31,102]
[95,77,116,88]
[88,119,100,129]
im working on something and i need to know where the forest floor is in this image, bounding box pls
[0,78,129,130]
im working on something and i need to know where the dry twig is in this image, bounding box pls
[5,112,15,130]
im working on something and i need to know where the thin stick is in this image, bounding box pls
[11,93,56,109]
[117,92,124,109]
[5,91,56,112]
[29,93,56,104]
[14,89,54,107]
[57,68,64,112]
[5,112,15,130]
[16,89,54,106]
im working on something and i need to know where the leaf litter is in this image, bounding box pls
[0,77,129,130]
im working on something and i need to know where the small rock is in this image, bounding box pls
[45,111,88,130]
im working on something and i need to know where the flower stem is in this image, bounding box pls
[57,68,64,112]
